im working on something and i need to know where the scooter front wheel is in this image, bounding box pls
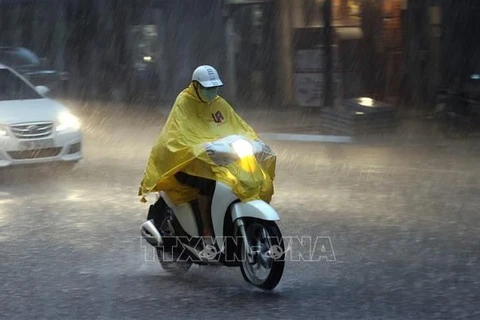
[240,219,285,290]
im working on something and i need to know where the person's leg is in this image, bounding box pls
[197,194,213,237]
[194,178,216,239]
[174,172,216,237]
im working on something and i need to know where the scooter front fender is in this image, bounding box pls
[231,200,280,222]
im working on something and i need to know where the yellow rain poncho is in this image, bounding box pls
[138,83,276,205]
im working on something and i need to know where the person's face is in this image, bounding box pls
[198,84,219,102]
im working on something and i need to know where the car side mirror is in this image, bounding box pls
[39,57,50,67]
[35,85,50,96]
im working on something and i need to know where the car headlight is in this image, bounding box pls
[57,111,80,132]
[232,139,253,158]
[0,124,8,137]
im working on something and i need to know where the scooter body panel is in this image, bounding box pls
[231,200,280,222]
[211,182,239,251]
[160,191,200,237]
[159,183,277,262]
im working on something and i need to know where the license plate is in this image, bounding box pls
[19,139,54,150]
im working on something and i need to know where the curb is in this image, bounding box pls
[258,132,480,149]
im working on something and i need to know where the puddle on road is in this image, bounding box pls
[0,192,13,227]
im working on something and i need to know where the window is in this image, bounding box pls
[0,69,42,101]
[333,0,362,26]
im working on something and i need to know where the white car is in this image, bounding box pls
[0,63,82,168]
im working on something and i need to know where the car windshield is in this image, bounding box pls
[0,48,41,66]
[0,69,42,101]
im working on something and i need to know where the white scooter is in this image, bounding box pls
[141,135,285,290]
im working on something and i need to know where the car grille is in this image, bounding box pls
[10,122,53,139]
[8,148,62,160]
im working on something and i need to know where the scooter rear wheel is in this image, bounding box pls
[155,209,192,276]
[156,246,192,276]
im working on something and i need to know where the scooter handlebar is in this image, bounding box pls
[202,135,273,166]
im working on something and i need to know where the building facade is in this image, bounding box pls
[0,0,227,103]
[0,0,476,112]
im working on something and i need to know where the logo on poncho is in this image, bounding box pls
[212,111,224,123]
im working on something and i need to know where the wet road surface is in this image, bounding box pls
[1,112,479,319]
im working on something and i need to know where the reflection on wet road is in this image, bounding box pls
[1,119,479,319]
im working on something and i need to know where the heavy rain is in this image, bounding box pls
[0,0,479,319]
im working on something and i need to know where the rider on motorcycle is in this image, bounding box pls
[138,65,276,242]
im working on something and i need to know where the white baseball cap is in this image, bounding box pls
[192,65,224,88]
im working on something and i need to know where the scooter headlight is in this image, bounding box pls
[232,139,253,158]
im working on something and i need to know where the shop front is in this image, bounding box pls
[224,0,276,105]
[286,0,405,108]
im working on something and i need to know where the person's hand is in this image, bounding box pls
[205,145,228,166]
[206,147,216,158]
